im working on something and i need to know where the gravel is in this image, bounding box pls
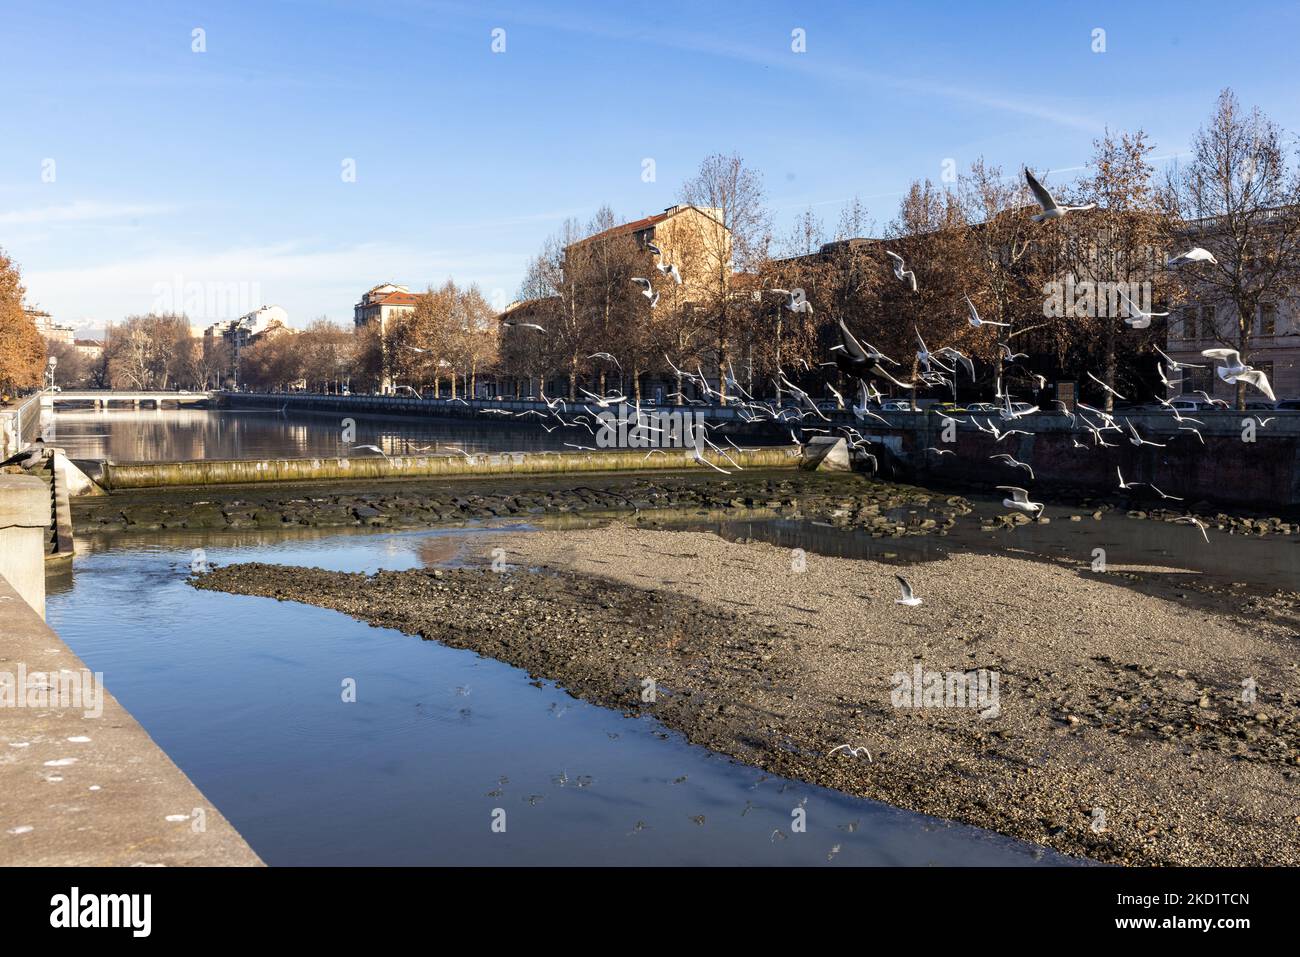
[193,522,1300,865]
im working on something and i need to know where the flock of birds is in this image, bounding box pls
[482,168,1276,535]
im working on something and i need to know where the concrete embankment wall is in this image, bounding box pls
[0,575,263,865]
[93,446,802,491]
[0,392,44,461]
[862,410,1300,510]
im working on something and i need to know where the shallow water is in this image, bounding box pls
[48,526,1079,866]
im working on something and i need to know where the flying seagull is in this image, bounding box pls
[1116,290,1169,330]
[1154,346,1205,372]
[997,485,1043,517]
[1086,370,1126,401]
[501,320,547,332]
[1201,348,1276,401]
[1024,168,1096,222]
[885,251,918,292]
[1166,247,1217,267]
[894,575,923,607]
[656,261,683,284]
[964,294,1008,328]
[1174,515,1210,543]
[989,453,1034,479]
[768,288,814,314]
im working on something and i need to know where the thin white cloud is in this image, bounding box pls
[0,200,175,226]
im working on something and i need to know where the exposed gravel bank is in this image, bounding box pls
[193,523,1300,865]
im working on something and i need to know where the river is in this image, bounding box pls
[48,525,1080,865]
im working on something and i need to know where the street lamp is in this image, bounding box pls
[46,356,58,390]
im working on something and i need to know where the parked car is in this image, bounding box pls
[880,400,918,412]
[1273,399,1300,411]
[964,401,998,413]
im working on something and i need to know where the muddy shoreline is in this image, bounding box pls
[193,522,1300,866]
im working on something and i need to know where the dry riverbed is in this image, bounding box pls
[192,523,1300,865]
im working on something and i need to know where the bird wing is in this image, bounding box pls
[1024,168,1057,210]
[895,575,913,600]
[1235,369,1276,401]
[996,486,1029,503]
[1201,348,1239,364]
[836,319,870,362]
[885,250,904,267]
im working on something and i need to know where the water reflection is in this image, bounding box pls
[45,408,586,461]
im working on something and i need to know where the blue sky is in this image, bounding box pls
[3,0,1298,334]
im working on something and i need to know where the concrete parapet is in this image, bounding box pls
[0,574,262,866]
[0,474,50,618]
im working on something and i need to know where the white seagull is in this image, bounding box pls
[964,294,1008,328]
[894,575,922,607]
[656,261,683,284]
[1024,167,1096,222]
[989,453,1034,479]
[885,251,918,292]
[1174,516,1210,543]
[1086,370,1126,401]
[997,485,1043,517]
[1166,247,1217,267]
[1116,290,1169,330]
[1201,348,1276,401]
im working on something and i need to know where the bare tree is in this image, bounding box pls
[1162,88,1300,408]
[679,152,771,403]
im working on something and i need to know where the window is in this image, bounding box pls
[1183,310,1198,340]
[1182,366,1213,395]
[1259,302,1277,337]
[1200,305,1216,338]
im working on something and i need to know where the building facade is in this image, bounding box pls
[25,308,76,345]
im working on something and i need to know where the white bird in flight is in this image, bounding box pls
[1174,516,1210,543]
[656,261,683,284]
[1166,247,1217,267]
[997,485,1043,517]
[1024,168,1096,222]
[964,294,1008,328]
[1086,371,1126,401]
[989,453,1034,480]
[1201,348,1276,401]
[885,251,918,292]
[501,320,547,333]
[1116,290,1169,330]
[894,575,922,607]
